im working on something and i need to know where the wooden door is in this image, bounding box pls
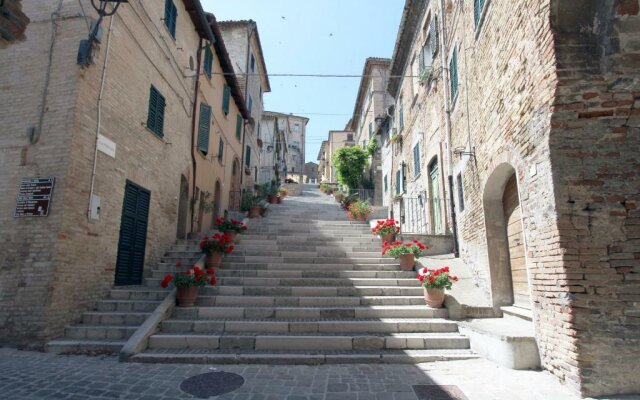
[428,159,442,234]
[115,181,150,286]
[502,174,530,308]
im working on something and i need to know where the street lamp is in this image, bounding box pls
[77,0,128,66]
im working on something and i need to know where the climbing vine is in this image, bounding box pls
[332,146,369,189]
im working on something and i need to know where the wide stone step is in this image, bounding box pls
[214,277,418,287]
[159,318,458,335]
[109,289,167,301]
[130,349,478,365]
[172,305,447,320]
[95,300,161,312]
[222,256,395,265]
[212,270,417,279]
[46,339,126,355]
[148,332,468,351]
[144,285,422,297]
[195,295,425,307]
[65,325,138,340]
[82,311,151,325]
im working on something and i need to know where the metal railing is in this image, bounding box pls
[347,188,375,204]
[395,193,449,235]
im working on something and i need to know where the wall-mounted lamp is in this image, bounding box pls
[453,146,477,161]
[77,0,128,66]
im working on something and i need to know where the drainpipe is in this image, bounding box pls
[189,38,204,233]
[240,22,255,188]
[438,0,459,256]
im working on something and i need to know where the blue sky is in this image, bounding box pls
[201,0,404,163]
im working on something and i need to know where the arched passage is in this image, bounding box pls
[483,163,531,309]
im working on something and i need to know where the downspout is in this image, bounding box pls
[240,22,255,187]
[189,38,204,233]
[438,0,459,256]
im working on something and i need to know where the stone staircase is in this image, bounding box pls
[130,186,476,364]
[45,243,202,354]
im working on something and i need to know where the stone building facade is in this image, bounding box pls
[0,0,212,346]
[317,140,329,183]
[324,130,355,184]
[304,162,318,183]
[385,0,640,396]
[218,20,271,191]
[348,58,392,205]
[284,114,308,182]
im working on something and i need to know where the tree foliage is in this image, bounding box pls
[332,146,368,189]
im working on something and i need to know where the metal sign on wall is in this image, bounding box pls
[14,177,55,217]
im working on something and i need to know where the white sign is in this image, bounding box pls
[97,134,116,158]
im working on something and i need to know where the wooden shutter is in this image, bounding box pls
[450,47,458,101]
[164,0,177,38]
[218,138,224,161]
[115,181,150,286]
[245,145,251,167]
[197,103,211,154]
[430,17,438,57]
[474,0,485,27]
[419,47,425,74]
[147,86,165,138]
[204,47,213,79]
[222,85,230,115]
[413,144,421,176]
[395,170,401,194]
[236,114,242,140]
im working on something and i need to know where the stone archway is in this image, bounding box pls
[483,163,531,309]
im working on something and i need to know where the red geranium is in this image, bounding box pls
[160,265,217,288]
[199,233,234,255]
[382,240,428,259]
[216,217,247,234]
[417,266,458,290]
[371,218,400,237]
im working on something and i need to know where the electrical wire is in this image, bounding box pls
[209,72,432,79]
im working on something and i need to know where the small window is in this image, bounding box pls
[413,143,421,176]
[222,85,230,115]
[384,175,388,193]
[250,53,255,72]
[457,173,465,211]
[147,85,166,138]
[217,138,224,162]
[395,169,401,195]
[368,122,373,138]
[347,133,353,141]
[197,103,211,154]
[474,0,487,28]
[236,115,243,140]
[248,96,253,114]
[449,46,459,104]
[164,0,177,39]
[203,46,213,79]
[245,145,251,168]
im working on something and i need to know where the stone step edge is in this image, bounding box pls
[128,350,479,365]
[45,339,126,354]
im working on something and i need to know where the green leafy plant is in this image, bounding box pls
[334,191,345,202]
[215,217,247,233]
[346,200,372,221]
[332,146,369,189]
[382,240,428,259]
[371,218,400,237]
[417,266,458,290]
[161,264,216,288]
[366,138,380,156]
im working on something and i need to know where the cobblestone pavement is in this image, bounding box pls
[0,348,598,400]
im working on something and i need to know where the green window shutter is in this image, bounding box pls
[245,145,251,168]
[164,0,177,39]
[204,47,212,79]
[384,175,388,193]
[413,144,421,176]
[395,170,401,194]
[222,85,230,115]
[235,115,242,140]
[450,47,459,102]
[419,46,425,74]
[430,17,439,57]
[474,0,485,27]
[197,103,211,154]
[399,105,404,130]
[147,86,165,138]
[218,138,224,161]
[369,122,373,138]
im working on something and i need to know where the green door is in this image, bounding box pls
[115,181,150,285]
[429,159,442,234]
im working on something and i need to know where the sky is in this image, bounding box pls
[201,0,405,163]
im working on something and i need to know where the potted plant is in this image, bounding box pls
[416,266,458,308]
[278,188,288,198]
[334,191,345,203]
[248,195,263,218]
[160,265,217,307]
[382,240,428,271]
[215,217,247,242]
[265,182,279,204]
[346,200,372,222]
[199,233,234,269]
[371,218,400,243]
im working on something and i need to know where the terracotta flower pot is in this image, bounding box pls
[177,286,199,307]
[276,196,282,204]
[398,253,415,271]
[224,231,237,243]
[380,233,396,243]
[248,206,261,218]
[423,287,445,308]
[206,251,223,269]
[267,194,278,204]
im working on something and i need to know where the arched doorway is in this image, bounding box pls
[176,175,189,239]
[428,157,442,234]
[213,180,222,221]
[483,163,531,309]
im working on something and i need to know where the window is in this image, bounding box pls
[203,46,213,79]
[248,96,253,114]
[413,143,421,176]
[457,173,465,211]
[236,115,243,140]
[250,53,255,72]
[384,175,388,193]
[164,0,177,39]
[419,17,438,80]
[395,170,401,195]
[368,122,373,138]
[245,145,251,168]
[222,84,230,115]
[217,138,224,162]
[147,85,166,138]
[197,103,211,154]
[474,0,487,28]
[347,133,353,141]
[450,46,459,104]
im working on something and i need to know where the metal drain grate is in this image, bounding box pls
[180,371,245,398]
[413,384,469,400]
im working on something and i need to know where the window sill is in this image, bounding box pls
[412,173,421,182]
[145,126,166,143]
